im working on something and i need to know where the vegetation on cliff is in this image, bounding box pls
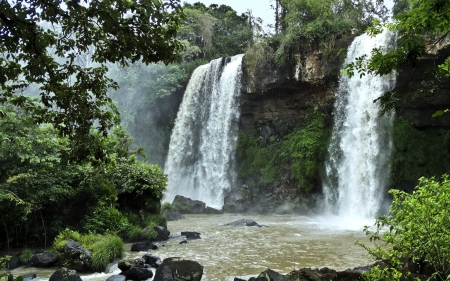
[236,109,331,194]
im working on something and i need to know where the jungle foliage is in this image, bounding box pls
[0,104,167,249]
[361,176,450,281]
[236,110,331,193]
[0,0,185,162]
[344,0,450,113]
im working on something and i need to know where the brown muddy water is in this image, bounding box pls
[9,214,376,281]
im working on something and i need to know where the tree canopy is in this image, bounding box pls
[345,0,450,113]
[0,0,184,161]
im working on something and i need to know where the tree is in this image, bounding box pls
[345,0,450,113]
[0,0,184,161]
[360,176,450,280]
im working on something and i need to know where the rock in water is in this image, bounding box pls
[181,231,201,239]
[31,251,59,268]
[172,195,206,214]
[154,257,203,281]
[223,219,263,227]
[49,268,82,281]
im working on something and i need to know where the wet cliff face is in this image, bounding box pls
[396,42,450,128]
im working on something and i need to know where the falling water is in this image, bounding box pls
[323,30,396,224]
[164,55,244,208]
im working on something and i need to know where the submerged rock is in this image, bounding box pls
[154,257,203,281]
[142,253,162,268]
[223,219,263,227]
[120,266,153,280]
[130,241,158,251]
[181,231,201,240]
[49,268,82,281]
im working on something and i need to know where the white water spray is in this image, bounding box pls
[164,55,243,208]
[323,30,396,225]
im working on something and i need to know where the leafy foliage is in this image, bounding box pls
[345,0,450,112]
[360,176,450,280]
[0,0,184,161]
[274,0,387,66]
[390,117,450,186]
[236,110,331,192]
[53,229,123,272]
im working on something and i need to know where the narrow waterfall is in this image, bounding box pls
[323,30,396,223]
[164,55,244,208]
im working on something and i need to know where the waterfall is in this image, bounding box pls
[164,55,244,208]
[323,30,396,223]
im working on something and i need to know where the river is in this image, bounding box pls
[9,214,374,281]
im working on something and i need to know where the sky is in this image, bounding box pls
[182,0,275,28]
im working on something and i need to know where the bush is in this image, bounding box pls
[53,229,123,272]
[19,249,33,265]
[82,206,129,235]
[360,175,450,280]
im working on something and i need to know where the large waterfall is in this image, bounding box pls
[164,55,244,208]
[323,30,396,225]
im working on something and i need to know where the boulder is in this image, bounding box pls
[172,195,206,214]
[180,240,188,244]
[181,231,201,240]
[105,258,121,274]
[57,239,92,272]
[130,241,158,251]
[153,225,170,241]
[154,257,203,281]
[49,268,82,281]
[255,269,285,281]
[120,267,153,280]
[204,206,223,214]
[142,253,161,268]
[223,219,263,227]
[163,210,185,221]
[118,258,145,271]
[105,276,127,281]
[31,251,59,268]
[223,185,252,213]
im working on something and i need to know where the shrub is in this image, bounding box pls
[19,249,33,265]
[360,175,450,280]
[82,206,129,235]
[53,229,123,272]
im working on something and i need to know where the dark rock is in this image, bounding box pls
[181,231,201,240]
[6,254,19,270]
[130,241,158,251]
[163,210,185,221]
[154,257,203,281]
[118,258,145,271]
[256,269,285,281]
[223,184,252,213]
[153,225,170,241]
[204,206,223,214]
[319,267,336,274]
[105,275,127,281]
[223,219,263,227]
[31,251,59,268]
[180,240,188,244]
[142,253,161,268]
[57,239,92,272]
[234,278,247,281]
[105,258,120,274]
[120,267,153,280]
[172,195,206,214]
[21,273,36,281]
[49,268,83,281]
